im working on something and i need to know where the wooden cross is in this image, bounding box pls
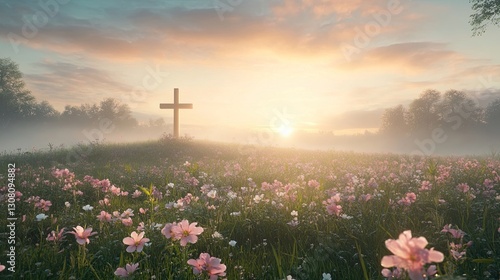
[160,88,193,138]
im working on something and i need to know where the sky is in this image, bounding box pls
[1,0,500,147]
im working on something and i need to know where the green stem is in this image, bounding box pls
[355,240,369,280]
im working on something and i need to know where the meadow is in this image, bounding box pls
[0,137,499,279]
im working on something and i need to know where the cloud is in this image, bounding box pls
[339,42,465,74]
[0,0,424,63]
[24,60,132,108]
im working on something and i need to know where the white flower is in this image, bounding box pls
[82,204,93,211]
[253,194,264,203]
[212,231,223,239]
[290,210,298,216]
[227,191,237,199]
[340,214,353,220]
[35,213,48,221]
[230,211,241,216]
[287,218,299,227]
[65,201,71,208]
[151,223,163,229]
[229,240,237,247]
[165,202,175,209]
[207,189,217,199]
[121,208,134,218]
[167,183,174,188]
[322,273,332,280]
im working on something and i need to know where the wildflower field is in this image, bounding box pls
[0,138,499,279]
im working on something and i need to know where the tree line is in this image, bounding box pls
[0,58,164,129]
[380,89,500,137]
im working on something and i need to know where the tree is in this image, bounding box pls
[0,58,60,126]
[470,0,500,36]
[485,97,500,130]
[148,117,166,127]
[379,105,408,136]
[438,90,483,130]
[34,100,60,120]
[406,89,441,135]
[0,58,37,126]
[98,98,137,127]
[61,99,137,127]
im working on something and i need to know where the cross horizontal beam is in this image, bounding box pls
[160,104,193,109]
[159,88,193,138]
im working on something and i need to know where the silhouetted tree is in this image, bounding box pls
[34,100,60,120]
[379,105,408,136]
[148,117,166,127]
[0,58,59,127]
[98,98,137,127]
[485,98,500,131]
[438,90,483,130]
[1,58,35,126]
[61,103,99,124]
[470,0,500,35]
[61,98,137,128]
[406,89,441,135]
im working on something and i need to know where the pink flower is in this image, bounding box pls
[398,192,417,206]
[35,199,52,211]
[96,211,112,222]
[172,220,204,246]
[419,181,432,191]
[46,228,65,242]
[456,183,470,193]
[450,249,466,261]
[307,179,320,189]
[114,263,139,278]
[441,224,465,239]
[161,222,178,239]
[122,217,133,226]
[381,230,444,280]
[68,226,97,245]
[0,264,5,272]
[121,208,135,218]
[323,194,342,216]
[426,265,438,278]
[98,198,110,206]
[187,253,227,280]
[110,185,121,195]
[132,190,142,198]
[137,222,145,232]
[325,203,342,216]
[123,231,150,253]
[381,267,404,279]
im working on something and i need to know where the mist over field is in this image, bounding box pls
[2,120,500,157]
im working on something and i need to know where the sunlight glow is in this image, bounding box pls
[277,124,293,137]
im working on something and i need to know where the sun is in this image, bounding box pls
[277,124,293,137]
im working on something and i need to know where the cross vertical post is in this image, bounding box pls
[159,88,193,138]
